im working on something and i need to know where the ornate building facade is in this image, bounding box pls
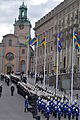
[0,2,34,74]
[34,0,80,75]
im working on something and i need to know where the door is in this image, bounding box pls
[7,66,12,74]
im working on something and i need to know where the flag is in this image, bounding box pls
[74,32,80,49]
[30,37,37,46]
[40,37,46,48]
[25,36,29,46]
[58,34,62,53]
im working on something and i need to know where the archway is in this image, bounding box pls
[6,63,13,74]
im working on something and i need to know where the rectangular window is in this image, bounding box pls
[9,39,12,46]
[22,49,25,54]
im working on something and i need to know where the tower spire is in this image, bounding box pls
[22,0,24,4]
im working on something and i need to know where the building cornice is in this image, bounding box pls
[34,0,78,30]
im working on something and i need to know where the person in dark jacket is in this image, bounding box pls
[7,78,10,86]
[0,83,2,97]
[10,84,15,96]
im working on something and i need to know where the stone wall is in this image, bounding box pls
[49,72,80,90]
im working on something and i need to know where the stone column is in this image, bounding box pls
[73,27,78,71]
[53,35,57,74]
[66,31,68,72]
[15,41,19,72]
[68,29,72,71]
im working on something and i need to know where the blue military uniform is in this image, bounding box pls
[68,106,72,120]
[57,106,61,120]
[54,102,58,118]
[45,103,50,120]
[37,97,42,112]
[71,103,76,119]
[63,101,68,118]
[75,105,79,120]
[24,95,28,112]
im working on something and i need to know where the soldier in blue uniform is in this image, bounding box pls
[71,102,76,119]
[57,106,62,120]
[49,98,53,114]
[24,95,28,112]
[75,104,79,120]
[37,97,42,112]
[68,105,72,120]
[63,99,68,118]
[41,99,46,114]
[45,102,50,120]
[60,99,64,116]
[54,101,58,118]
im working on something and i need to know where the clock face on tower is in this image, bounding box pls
[19,24,24,30]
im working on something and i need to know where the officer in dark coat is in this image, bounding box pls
[10,84,15,96]
[7,78,10,86]
[1,73,4,81]
[0,83,2,97]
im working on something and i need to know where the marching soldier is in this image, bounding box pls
[68,105,72,120]
[45,102,50,120]
[37,97,42,112]
[71,102,75,119]
[24,95,28,112]
[75,104,79,120]
[57,106,61,120]
[63,99,68,118]
[54,101,58,118]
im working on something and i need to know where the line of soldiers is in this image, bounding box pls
[37,96,79,120]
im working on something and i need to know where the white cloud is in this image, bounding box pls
[0,0,64,42]
[30,0,48,5]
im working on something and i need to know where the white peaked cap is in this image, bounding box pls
[74,99,77,103]
[26,95,28,98]
[47,102,49,106]
[51,98,53,101]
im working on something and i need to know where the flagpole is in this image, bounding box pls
[71,28,74,103]
[27,27,30,82]
[27,39,29,82]
[56,34,59,95]
[34,36,38,85]
[43,33,46,88]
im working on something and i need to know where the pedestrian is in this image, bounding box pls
[1,73,4,81]
[7,78,10,86]
[24,95,28,112]
[10,84,15,96]
[0,83,2,97]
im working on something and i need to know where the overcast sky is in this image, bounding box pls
[0,0,64,42]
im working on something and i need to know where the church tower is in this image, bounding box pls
[14,2,31,43]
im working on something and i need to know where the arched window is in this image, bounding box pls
[8,39,12,46]
[21,60,25,73]
[22,10,24,17]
